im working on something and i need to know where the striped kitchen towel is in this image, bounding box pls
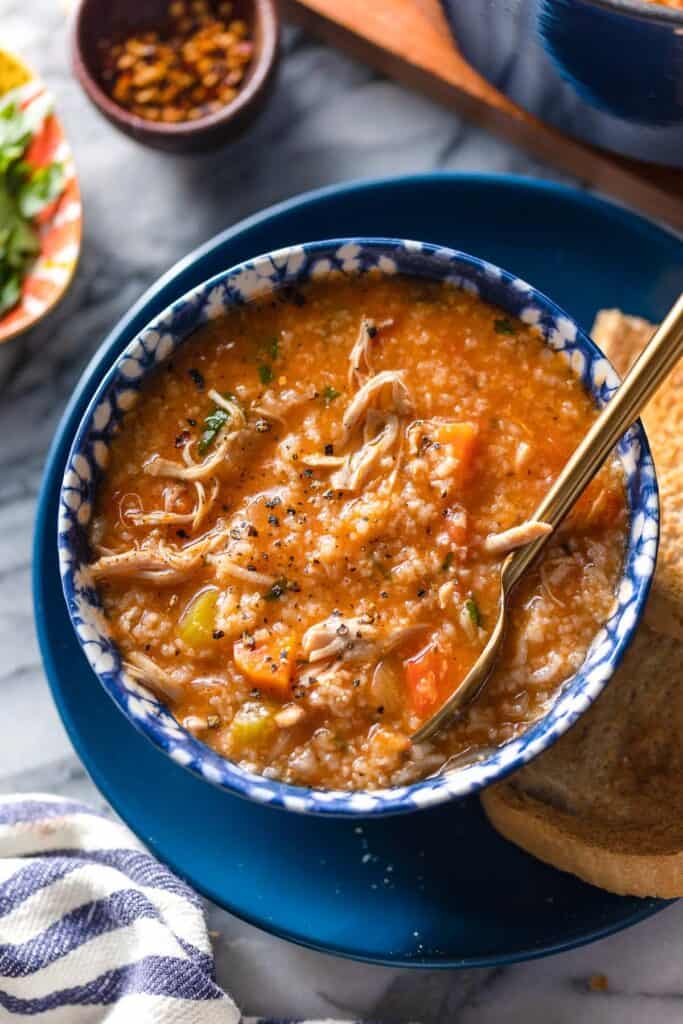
[0,793,351,1023]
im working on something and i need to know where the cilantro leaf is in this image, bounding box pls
[18,162,64,218]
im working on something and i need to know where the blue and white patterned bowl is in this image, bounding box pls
[58,239,659,817]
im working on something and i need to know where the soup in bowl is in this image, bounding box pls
[58,239,658,815]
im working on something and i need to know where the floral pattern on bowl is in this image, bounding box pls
[58,239,659,817]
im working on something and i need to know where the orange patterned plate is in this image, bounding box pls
[0,53,82,344]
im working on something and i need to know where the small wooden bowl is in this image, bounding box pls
[70,0,279,153]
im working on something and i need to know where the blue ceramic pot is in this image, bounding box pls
[442,0,683,166]
[58,238,658,816]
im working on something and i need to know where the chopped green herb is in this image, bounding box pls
[442,551,454,571]
[322,385,341,405]
[258,363,274,385]
[198,406,230,454]
[266,335,279,360]
[494,317,516,336]
[264,576,295,601]
[465,595,481,627]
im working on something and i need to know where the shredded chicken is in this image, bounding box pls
[124,651,183,702]
[253,388,311,425]
[341,370,414,444]
[207,389,247,428]
[348,317,394,387]
[90,522,227,583]
[302,616,428,664]
[303,615,379,663]
[484,520,552,556]
[301,453,346,469]
[515,441,531,474]
[331,411,399,491]
[206,554,276,588]
[274,705,306,728]
[127,478,219,532]
[144,427,249,482]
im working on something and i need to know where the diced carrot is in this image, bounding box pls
[233,636,295,695]
[433,421,478,485]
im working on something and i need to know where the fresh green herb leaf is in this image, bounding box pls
[0,272,21,316]
[465,595,481,627]
[322,385,341,405]
[263,576,296,601]
[18,162,64,218]
[493,317,516,336]
[442,551,454,571]
[198,406,230,455]
[258,363,274,385]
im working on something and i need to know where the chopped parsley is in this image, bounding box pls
[493,317,516,336]
[322,385,341,405]
[465,595,481,627]
[263,576,299,601]
[258,363,274,385]
[442,551,454,571]
[266,335,279,360]
[197,393,240,454]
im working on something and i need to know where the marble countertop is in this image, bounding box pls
[3,2,683,1020]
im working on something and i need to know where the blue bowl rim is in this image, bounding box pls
[57,234,659,818]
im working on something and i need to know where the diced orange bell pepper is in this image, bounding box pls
[405,647,448,716]
[405,644,473,717]
[233,636,295,695]
[433,421,478,486]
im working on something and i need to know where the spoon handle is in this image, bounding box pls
[503,292,683,592]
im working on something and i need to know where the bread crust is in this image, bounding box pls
[482,784,683,898]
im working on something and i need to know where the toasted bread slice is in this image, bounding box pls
[483,308,683,898]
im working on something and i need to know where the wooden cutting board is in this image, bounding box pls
[283,0,683,232]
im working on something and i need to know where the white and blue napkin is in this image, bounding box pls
[0,793,351,1022]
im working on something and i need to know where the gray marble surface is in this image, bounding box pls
[3,2,683,1020]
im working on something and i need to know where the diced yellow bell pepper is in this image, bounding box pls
[230,702,276,748]
[179,588,218,648]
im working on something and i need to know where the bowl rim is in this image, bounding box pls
[577,0,683,23]
[69,0,279,137]
[58,236,659,817]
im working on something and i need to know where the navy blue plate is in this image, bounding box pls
[34,174,682,967]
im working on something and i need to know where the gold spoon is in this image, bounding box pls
[412,292,683,745]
